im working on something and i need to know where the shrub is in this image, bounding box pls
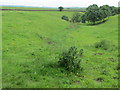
[61,16,69,21]
[94,40,117,51]
[95,40,109,50]
[71,13,81,23]
[58,46,83,73]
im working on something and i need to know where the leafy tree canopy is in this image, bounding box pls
[58,6,64,11]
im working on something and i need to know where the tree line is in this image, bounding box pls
[60,4,120,25]
[81,4,119,24]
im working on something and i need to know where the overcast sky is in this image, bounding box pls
[1,0,120,7]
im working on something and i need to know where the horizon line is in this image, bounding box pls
[0,5,87,8]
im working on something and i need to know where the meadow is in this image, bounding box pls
[2,7,119,88]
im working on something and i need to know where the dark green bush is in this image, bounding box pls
[58,46,83,73]
[61,16,69,21]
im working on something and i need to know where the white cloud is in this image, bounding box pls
[0,0,119,7]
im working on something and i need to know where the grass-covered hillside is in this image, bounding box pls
[2,8,119,88]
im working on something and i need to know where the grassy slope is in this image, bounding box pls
[0,9,2,89]
[2,10,118,88]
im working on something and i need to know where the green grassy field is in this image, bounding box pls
[2,8,119,88]
[0,9,2,89]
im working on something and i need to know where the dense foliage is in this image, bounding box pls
[70,13,81,23]
[118,7,120,14]
[58,47,83,73]
[61,15,69,21]
[58,6,64,11]
[81,4,119,24]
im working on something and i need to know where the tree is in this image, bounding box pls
[81,14,86,23]
[109,6,118,16]
[118,7,120,14]
[99,5,111,19]
[100,5,118,16]
[81,4,119,25]
[85,4,101,24]
[58,6,64,11]
[71,12,81,23]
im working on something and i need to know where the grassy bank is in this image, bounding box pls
[2,8,119,88]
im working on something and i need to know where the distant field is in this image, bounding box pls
[2,7,119,88]
[1,6,86,11]
[1,6,57,10]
